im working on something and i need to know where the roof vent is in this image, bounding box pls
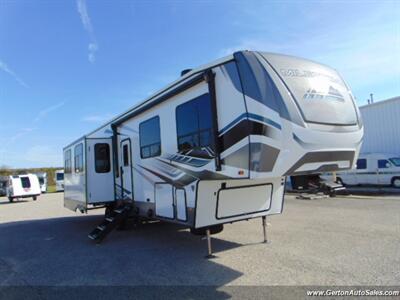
[181,69,192,76]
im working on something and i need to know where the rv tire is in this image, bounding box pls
[8,197,13,203]
[190,224,224,236]
[33,196,37,201]
[391,177,400,188]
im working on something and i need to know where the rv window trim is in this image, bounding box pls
[139,116,162,159]
[74,143,84,173]
[94,143,111,173]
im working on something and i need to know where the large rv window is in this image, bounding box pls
[95,143,111,173]
[64,150,72,174]
[139,116,161,159]
[20,177,31,188]
[74,143,84,173]
[176,93,213,155]
[123,144,130,166]
[356,159,367,170]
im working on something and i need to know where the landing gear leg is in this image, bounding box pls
[205,228,216,259]
[262,216,269,244]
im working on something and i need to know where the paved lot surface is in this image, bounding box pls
[0,193,399,289]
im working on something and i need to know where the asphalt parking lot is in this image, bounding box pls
[0,192,399,291]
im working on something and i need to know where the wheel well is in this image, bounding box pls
[391,176,400,184]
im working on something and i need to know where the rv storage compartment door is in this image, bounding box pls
[155,183,174,219]
[86,138,115,203]
[216,184,272,219]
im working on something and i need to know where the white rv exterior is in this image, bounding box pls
[63,51,363,235]
[322,153,400,187]
[35,172,48,193]
[7,174,41,202]
[55,170,64,192]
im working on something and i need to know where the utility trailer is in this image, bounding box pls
[63,51,363,255]
[7,174,41,202]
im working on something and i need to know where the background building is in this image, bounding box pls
[360,96,400,154]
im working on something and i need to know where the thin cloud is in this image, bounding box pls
[77,0,99,63]
[82,113,113,123]
[6,127,36,146]
[0,59,28,88]
[34,102,66,123]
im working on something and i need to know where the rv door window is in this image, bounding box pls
[20,177,31,188]
[74,143,84,173]
[378,159,390,169]
[139,116,161,159]
[64,149,72,174]
[94,143,111,173]
[176,93,213,156]
[123,144,130,166]
[356,159,367,170]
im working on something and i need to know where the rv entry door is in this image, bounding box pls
[120,139,133,201]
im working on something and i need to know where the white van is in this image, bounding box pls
[323,153,400,188]
[7,174,41,202]
[55,170,64,192]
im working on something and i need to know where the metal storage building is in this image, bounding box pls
[360,96,400,154]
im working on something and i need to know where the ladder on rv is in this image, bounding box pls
[88,204,132,243]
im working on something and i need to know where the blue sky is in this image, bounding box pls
[0,0,399,168]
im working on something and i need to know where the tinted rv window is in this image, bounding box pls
[74,143,84,173]
[378,159,390,169]
[57,173,64,180]
[139,116,161,159]
[176,93,213,155]
[64,150,72,174]
[123,144,129,166]
[356,159,367,169]
[95,143,111,173]
[20,177,31,188]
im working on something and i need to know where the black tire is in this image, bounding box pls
[190,224,224,236]
[391,177,400,188]
[8,197,13,203]
[33,196,37,201]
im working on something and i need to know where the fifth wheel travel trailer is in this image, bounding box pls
[63,51,363,256]
[7,174,41,202]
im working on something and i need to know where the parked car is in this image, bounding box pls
[7,174,41,202]
[322,153,400,188]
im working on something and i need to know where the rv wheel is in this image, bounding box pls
[392,177,400,188]
[190,224,224,236]
[33,196,37,201]
[8,197,13,203]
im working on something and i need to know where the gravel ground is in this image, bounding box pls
[0,192,399,296]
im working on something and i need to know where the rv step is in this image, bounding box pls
[88,204,132,243]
